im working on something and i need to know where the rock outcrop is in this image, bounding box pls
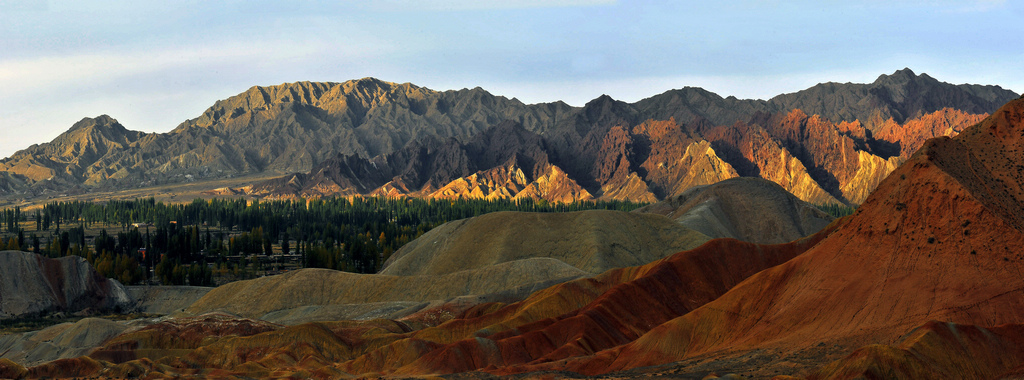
[875,107,988,158]
[0,318,132,367]
[0,251,132,319]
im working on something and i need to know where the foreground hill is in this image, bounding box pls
[0,233,828,379]
[184,210,709,322]
[1,70,1015,206]
[0,318,132,367]
[181,261,586,324]
[634,177,834,244]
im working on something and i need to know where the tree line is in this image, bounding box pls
[1,197,647,286]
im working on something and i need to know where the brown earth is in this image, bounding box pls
[634,177,834,244]
[379,210,710,277]
[802,321,1024,379]
[0,318,131,367]
[182,260,589,321]
[0,231,827,379]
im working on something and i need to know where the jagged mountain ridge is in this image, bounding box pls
[251,104,965,205]
[0,70,1016,202]
[768,68,1015,131]
[0,79,576,196]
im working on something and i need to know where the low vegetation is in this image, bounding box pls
[815,203,857,218]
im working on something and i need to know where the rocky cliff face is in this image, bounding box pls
[875,107,988,158]
[0,251,132,319]
[2,70,1015,204]
[251,102,994,205]
[248,121,594,202]
[767,68,1016,131]
[1,79,574,196]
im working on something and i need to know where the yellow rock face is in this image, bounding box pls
[427,163,592,203]
[599,172,657,202]
[840,152,902,205]
[756,143,839,205]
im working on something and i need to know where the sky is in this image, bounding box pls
[1,0,1022,159]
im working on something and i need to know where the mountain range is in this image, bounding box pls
[0,69,1017,205]
[3,94,1024,378]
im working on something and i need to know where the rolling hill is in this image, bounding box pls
[634,177,834,244]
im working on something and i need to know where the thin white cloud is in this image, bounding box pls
[0,29,401,98]
[0,41,327,96]
[364,0,616,11]
[956,0,1006,12]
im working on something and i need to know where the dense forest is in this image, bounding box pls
[0,197,646,286]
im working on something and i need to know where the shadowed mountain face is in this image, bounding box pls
[768,68,1016,131]
[1,71,1017,204]
[0,79,574,196]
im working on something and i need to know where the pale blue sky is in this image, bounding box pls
[1,0,1022,158]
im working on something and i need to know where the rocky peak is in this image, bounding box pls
[578,94,639,129]
[874,67,917,84]
[67,115,121,133]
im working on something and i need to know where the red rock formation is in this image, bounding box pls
[703,122,839,205]
[89,313,281,363]
[803,321,1024,379]
[388,233,829,377]
[633,119,738,198]
[876,108,988,158]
